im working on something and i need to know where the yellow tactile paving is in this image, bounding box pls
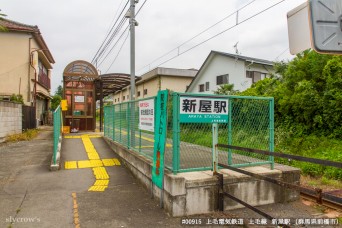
[78,160,92,168]
[94,180,109,186]
[113,158,121,166]
[93,167,109,179]
[90,159,103,167]
[87,152,100,160]
[88,185,108,192]
[65,134,116,193]
[65,161,78,169]
[102,158,116,166]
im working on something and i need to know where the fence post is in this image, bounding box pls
[228,97,233,165]
[112,105,115,141]
[119,103,122,143]
[172,93,180,174]
[104,106,107,137]
[212,123,219,173]
[127,102,130,149]
[269,98,275,170]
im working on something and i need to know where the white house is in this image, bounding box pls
[186,51,274,94]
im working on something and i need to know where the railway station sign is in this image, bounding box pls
[179,96,228,123]
[138,98,154,132]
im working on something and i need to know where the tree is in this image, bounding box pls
[51,85,63,111]
[0,9,8,32]
[55,85,63,97]
[51,95,62,111]
[214,84,237,95]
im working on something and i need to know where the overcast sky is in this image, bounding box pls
[2,0,306,94]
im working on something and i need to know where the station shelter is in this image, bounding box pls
[63,59,138,132]
[63,60,98,131]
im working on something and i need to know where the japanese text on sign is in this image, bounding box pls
[139,99,154,132]
[179,96,228,123]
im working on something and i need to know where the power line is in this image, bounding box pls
[136,0,148,16]
[105,30,130,73]
[154,0,286,69]
[274,47,289,61]
[137,0,256,72]
[94,17,128,65]
[99,0,148,72]
[98,25,130,67]
[91,0,129,64]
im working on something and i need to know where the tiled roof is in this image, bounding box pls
[0,18,55,63]
[213,51,274,66]
[0,18,38,32]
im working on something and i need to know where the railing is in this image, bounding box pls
[38,71,51,89]
[104,92,274,174]
[53,105,62,165]
[171,93,274,173]
[104,96,157,160]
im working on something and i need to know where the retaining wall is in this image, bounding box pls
[0,101,22,143]
[104,137,300,217]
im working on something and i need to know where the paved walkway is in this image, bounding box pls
[0,127,180,228]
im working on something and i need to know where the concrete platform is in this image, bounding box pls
[104,136,300,217]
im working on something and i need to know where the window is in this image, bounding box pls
[205,82,210,91]
[246,71,265,83]
[216,74,229,85]
[123,96,125,101]
[199,84,204,92]
[144,89,148,95]
[118,98,120,102]
[137,91,141,97]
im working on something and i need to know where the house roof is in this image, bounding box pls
[212,51,274,66]
[186,50,274,92]
[0,18,55,63]
[114,67,197,93]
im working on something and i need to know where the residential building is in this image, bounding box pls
[186,51,274,94]
[113,67,197,103]
[0,18,55,125]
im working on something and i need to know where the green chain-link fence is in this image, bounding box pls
[171,93,274,173]
[104,97,157,160]
[104,92,274,174]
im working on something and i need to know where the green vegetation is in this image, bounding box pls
[10,94,24,104]
[51,85,63,111]
[219,50,342,180]
[0,9,8,32]
[6,129,39,142]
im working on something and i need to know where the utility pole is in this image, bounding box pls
[129,0,137,148]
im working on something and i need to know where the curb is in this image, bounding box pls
[50,135,62,171]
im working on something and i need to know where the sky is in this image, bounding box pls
[1,0,306,94]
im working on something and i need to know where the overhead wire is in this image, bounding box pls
[105,31,130,73]
[98,25,129,67]
[155,0,286,69]
[102,0,149,72]
[137,0,256,72]
[91,0,129,64]
[95,17,128,65]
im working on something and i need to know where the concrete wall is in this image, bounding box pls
[113,75,192,104]
[160,76,193,93]
[0,101,22,142]
[104,137,300,217]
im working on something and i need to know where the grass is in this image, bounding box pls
[5,129,39,142]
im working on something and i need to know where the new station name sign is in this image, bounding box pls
[179,96,228,123]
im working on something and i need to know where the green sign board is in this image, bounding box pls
[179,96,228,123]
[152,90,168,189]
